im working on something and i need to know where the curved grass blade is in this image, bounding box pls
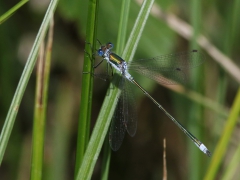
[0,0,28,24]
[0,0,59,165]
[222,144,240,180]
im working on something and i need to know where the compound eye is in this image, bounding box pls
[97,49,104,56]
[107,43,113,49]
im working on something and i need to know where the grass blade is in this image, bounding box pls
[123,0,154,62]
[116,0,131,55]
[204,88,240,180]
[222,144,240,180]
[0,0,59,165]
[100,139,112,180]
[31,43,45,180]
[31,18,54,180]
[0,0,28,24]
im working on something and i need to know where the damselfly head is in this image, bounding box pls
[97,45,108,56]
[97,43,113,57]
[106,42,113,49]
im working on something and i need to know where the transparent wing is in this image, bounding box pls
[123,78,137,137]
[109,92,126,151]
[109,77,137,151]
[128,50,205,84]
[109,77,126,151]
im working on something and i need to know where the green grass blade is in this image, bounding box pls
[31,43,46,180]
[116,0,131,55]
[123,0,154,62]
[76,0,155,179]
[77,75,120,180]
[222,144,240,180]
[100,139,112,180]
[205,1,240,179]
[74,0,99,176]
[0,0,28,24]
[0,0,59,165]
[31,18,54,180]
[204,87,240,180]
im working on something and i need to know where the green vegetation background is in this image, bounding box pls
[0,0,240,179]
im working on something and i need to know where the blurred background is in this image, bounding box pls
[0,0,240,179]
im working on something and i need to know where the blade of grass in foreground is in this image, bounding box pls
[76,0,155,179]
[100,139,112,180]
[204,88,240,180]
[74,0,99,177]
[0,0,59,165]
[0,0,28,24]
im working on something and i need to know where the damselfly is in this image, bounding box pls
[96,42,211,157]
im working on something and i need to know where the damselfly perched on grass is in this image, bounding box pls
[94,42,211,157]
